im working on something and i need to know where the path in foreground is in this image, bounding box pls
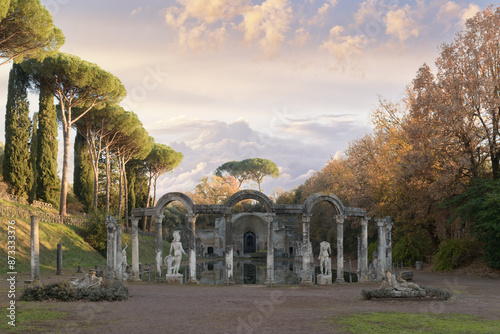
[3,272,500,333]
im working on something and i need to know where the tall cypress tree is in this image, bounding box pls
[3,63,32,197]
[35,86,60,207]
[29,112,38,202]
[73,130,94,211]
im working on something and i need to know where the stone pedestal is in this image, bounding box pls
[165,274,183,284]
[317,274,332,285]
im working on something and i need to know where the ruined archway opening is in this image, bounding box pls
[161,200,188,241]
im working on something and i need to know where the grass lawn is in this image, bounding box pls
[333,312,500,333]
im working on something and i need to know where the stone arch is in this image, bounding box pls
[224,190,274,213]
[303,193,345,217]
[154,192,195,217]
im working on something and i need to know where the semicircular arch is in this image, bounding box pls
[224,190,274,213]
[155,192,194,217]
[304,193,345,216]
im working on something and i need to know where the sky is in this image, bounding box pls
[0,0,492,198]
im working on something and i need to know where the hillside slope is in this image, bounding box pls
[1,210,172,276]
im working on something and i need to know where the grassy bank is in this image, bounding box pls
[1,215,171,276]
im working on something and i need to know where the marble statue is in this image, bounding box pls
[121,243,129,280]
[72,270,102,288]
[318,241,332,276]
[377,270,426,297]
[164,254,175,275]
[169,231,187,276]
[381,270,424,292]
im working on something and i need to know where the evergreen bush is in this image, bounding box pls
[20,280,129,302]
[392,236,424,267]
[433,239,482,271]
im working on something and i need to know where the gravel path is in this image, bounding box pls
[2,271,499,333]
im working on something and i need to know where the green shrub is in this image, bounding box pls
[361,285,451,300]
[433,238,482,271]
[392,236,424,267]
[444,178,500,269]
[251,250,267,259]
[20,280,129,302]
[81,210,108,255]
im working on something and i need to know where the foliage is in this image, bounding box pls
[0,0,64,65]
[433,239,482,271]
[189,175,240,205]
[361,285,451,300]
[20,280,129,302]
[36,86,60,207]
[215,158,279,192]
[392,235,426,267]
[143,142,183,206]
[81,210,108,255]
[73,131,94,211]
[23,52,127,218]
[446,178,500,268]
[333,312,500,334]
[367,242,378,263]
[3,62,32,198]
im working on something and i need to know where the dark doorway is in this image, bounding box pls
[244,232,256,254]
[207,247,213,255]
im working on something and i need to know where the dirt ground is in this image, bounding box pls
[2,268,500,334]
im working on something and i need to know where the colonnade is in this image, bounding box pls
[119,191,393,284]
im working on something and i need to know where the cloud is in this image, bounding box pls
[238,0,293,56]
[320,25,367,71]
[289,27,311,46]
[308,0,338,26]
[164,0,292,55]
[149,116,369,194]
[131,7,143,15]
[384,5,420,42]
[436,1,480,29]
[353,0,382,26]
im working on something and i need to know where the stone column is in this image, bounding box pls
[187,213,197,284]
[130,217,140,281]
[155,215,164,281]
[56,243,63,275]
[357,236,361,277]
[265,213,275,285]
[106,216,117,279]
[360,217,370,282]
[30,215,40,281]
[301,215,313,285]
[376,218,387,282]
[115,225,123,279]
[385,217,393,270]
[336,215,345,283]
[224,214,234,284]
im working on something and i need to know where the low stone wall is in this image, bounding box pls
[0,203,88,227]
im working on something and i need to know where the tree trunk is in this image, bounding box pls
[144,174,153,232]
[118,159,123,218]
[59,123,71,220]
[123,159,129,229]
[105,149,111,213]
